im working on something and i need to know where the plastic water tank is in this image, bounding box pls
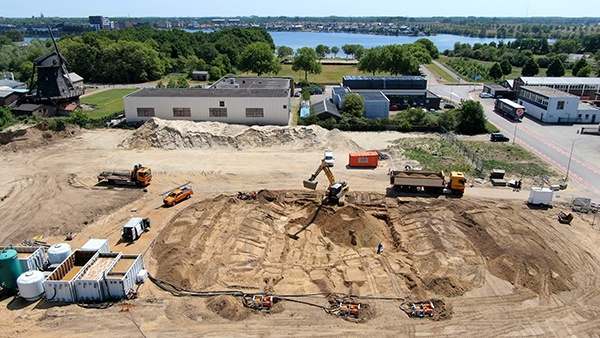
[0,246,23,291]
[17,270,45,301]
[47,243,71,264]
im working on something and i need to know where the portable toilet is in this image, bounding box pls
[0,245,23,292]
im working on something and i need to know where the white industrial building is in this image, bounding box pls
[124,77,293,125]
[518,86,600,123]
[514,77,600,99]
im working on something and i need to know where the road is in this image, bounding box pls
[427,73,600,201]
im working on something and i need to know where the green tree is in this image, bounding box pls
[68,110,90,128]
[456,100,487,135]
[571,58,588,76]
[292,47,322,81]
[357,46,383,75]
[238,42,281,76]
[3,30,24,42]
[0,106,14,129]
[546,58,565,77]
[176,76,189,88]
[489,63,503,80]
[577,65,592,77]
[340,93,365,118]
[521,58,540,76]
[156,80,165,88]
[438,110,457,131]
[500,59,512,78]
[415,38,439,59]
[315,44,330,59]
[539,38,550,54]
[276,45,293,59]
[331,46,339,58]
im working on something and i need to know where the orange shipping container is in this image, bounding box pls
[348,151,379,167]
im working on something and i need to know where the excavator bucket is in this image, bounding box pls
[303,179,318,190]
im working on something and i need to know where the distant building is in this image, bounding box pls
[124,76,292,126]
[514,77,600,100]
[89,16,112,31]
[517,86,600,124]
[191,71,210,82]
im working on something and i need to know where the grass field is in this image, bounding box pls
[81,89,138,119]
[422,62,456,82]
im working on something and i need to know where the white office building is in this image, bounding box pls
[518,86,600,124]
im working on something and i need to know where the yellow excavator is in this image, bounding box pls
[303,159,349,206]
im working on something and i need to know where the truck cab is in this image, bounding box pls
[449,172,467,195]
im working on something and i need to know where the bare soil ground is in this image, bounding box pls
[1,119,600,337]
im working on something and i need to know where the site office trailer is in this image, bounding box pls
[349,152,379,167]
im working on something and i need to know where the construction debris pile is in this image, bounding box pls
[120,118,362,151]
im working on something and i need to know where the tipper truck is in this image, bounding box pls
[389,167,466,196]
[98,164,152,187]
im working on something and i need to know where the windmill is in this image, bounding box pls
[19,23,84,114]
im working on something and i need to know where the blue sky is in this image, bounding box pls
[4,0,599,18]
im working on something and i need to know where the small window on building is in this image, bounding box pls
[137,108,155,117]
[209,107,228,117]
[578,114,582,118]
[557,101,565,110]
[173,108,191,117]
[283,105,287,109]
[358,158,369,163]
[245,108,264,117]
[586,114,589,119]
[219,101,225,107]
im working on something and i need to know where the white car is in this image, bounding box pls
[324,149,335,167]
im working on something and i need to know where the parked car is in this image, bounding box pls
[443,103,455,109]
[479,92,494,98]
[324,149,335,167]
[390,104,399,111]
[490,133,510,142]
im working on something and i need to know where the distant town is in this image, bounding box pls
[1,15,599,40]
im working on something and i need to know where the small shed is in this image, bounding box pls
[191,71,210,81]
[349,151,379,167]
[312,99,341,120]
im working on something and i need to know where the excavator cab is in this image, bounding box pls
[303,160,349,206]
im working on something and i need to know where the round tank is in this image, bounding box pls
[0,247,23,291]
[17,270,45,301]
[47,243,71,264]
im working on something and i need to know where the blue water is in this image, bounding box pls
[270,32,514,53]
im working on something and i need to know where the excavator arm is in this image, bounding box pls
[304,160,336,190]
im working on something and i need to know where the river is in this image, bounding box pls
[269,31,515,53]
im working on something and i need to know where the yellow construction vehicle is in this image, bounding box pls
[303,159,349,206]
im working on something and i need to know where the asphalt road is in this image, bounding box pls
[475,96,600,200]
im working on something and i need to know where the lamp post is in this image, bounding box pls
[513,123,518,145]
[565,139,576,181]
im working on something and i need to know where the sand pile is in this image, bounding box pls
[120,118,361,150]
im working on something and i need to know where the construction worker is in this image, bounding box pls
[377,243,383,254]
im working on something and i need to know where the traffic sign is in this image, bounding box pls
[516,108,524,117]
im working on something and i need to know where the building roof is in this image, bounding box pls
[343,75,425,81]
[484,83,512,90]
[578,102,600,111]
[126,88,289,98]
[209,76,291,90]
[519,77,600,86]
[521,86,579,98]
[192,71,209,75]
[0,90,17,98]
[66,72,83,83]
[0,79,26,88]
[353,90,389,101]
[11,103,42,112]
[312,99,341,118]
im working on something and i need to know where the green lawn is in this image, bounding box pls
[275,64,387,84]
[422,62,456,82]
[81,89,138,119]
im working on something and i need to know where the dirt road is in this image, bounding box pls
[1,120,600,337]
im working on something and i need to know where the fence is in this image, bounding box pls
[440,126,484,174]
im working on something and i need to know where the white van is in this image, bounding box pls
[324,149,335,167]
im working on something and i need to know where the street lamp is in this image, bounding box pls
[513,123,518,145]
[565,139,576,181]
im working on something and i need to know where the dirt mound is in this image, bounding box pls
[0,122,80,152]
[120,118,362,151]
[152,191,577,305]
[206,295,250,321]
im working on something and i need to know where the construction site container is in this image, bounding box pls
[47,243,72,264]
[80,239,110,253]
[43,250,98,302]
[348,152,379,167]
[1,245,47,272]
[527,187,554,206]
[74,252,121,302]
[17,270,45,301]
[104,254,143,300]
[0,246,23,292]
